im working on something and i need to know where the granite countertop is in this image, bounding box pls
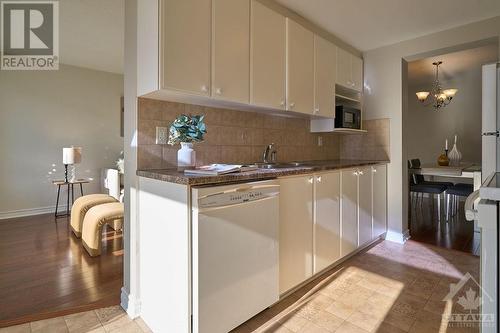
[137,159,389,186]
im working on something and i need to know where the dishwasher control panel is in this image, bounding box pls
[198,185,279,209]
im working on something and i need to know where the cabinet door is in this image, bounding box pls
[279,175,314,294]
[212,0,250,103]
[314,172,341,273]
[250,0,286,109]
[314,35,336,118]
[336,47,352,89]
[341,169,358,257]
[358,167,372,246]
[372,165,387,238]
[286,18,314,115]
[351,55,363,92]
[161,0,211,95]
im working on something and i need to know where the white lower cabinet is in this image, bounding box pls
[279,175,314,294]
[372,165,387,238]
[341,169,358,257]
[314,172,341,273]
[279,165,387,294]
[358,167,373,246]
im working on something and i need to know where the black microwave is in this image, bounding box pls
[335,105,361,129]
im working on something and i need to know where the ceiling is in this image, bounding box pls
[408,44,498,84]
[275,0,500,51]
[59,0,124,74]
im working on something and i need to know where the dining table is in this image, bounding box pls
[411,163,482,190]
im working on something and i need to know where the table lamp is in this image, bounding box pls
[63,147,82,182]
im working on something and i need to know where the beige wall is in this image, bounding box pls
[363,16,500,242]
[0,64,124,218]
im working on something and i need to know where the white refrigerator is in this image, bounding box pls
[472,63,499,333]
[481,63,500,179]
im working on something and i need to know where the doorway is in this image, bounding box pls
[0,0,125,327]
[403,43,498,255]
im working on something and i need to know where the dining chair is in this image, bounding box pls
[408,159,451,219]
[409,159,454,188]
[446,183,474,220]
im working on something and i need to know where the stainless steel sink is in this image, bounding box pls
[255,162,308,169]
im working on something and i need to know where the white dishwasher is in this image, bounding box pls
[191,180,280,333]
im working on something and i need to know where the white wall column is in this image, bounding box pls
[122,0,159,318]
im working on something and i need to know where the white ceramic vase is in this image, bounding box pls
[448,136,462,166]
[177,142,196,167]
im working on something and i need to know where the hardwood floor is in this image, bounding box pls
[409,195,480,256]
[0,213,123,328]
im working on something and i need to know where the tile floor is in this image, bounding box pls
[230,240,480,333]
[0,306,151,333]
[0,240,481,333]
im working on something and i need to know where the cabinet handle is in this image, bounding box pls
[289,102,295,108]
[201,85,208,92]
[372,168,377,173]
[353,171,358,176]
[316,176,322,183]
[215,88,222,95]
[314,108,320,114]
[280,100,285,107]
[359,171,364,175]
[308,177,314,184]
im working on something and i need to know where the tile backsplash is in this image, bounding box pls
[137,97,390,169]
[340,118,390,161]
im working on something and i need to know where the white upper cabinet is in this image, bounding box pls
[161,0,211,95]
[250,0,286,110]
[286,18,314,115]
[336,48,352,91]
[336,47,363,92]
[160,1,362,116]
[212,0,250,103]
[351,55,363,92]
[314,172,341,273]
[358,167,372,246]
[314,35,336,118]
[372,165,387,238]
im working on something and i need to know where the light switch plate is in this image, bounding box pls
[317,136,323,146]
[156,126,169,144]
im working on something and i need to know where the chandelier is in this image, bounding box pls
[415,61,457,110]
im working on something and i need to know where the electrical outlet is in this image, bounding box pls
[317,136,323,147]
[156,126,169,144]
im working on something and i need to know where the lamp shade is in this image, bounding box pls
[63,147,82,165]
[416,91,430,102]
[443,89,458,98]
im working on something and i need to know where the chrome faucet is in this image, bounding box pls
[263,143,277,163]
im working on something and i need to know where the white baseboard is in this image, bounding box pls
[385,229,411,244]
[0,205,69,220]
[121,287,141,319]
